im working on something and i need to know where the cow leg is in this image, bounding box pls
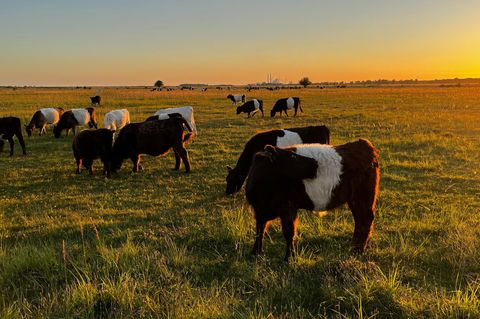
[76,158,82,174]
[251,219,270,256]
[294,107,298,117]
[173,149,181,171]
[281,209,299,261]
[348,201,375,254]
[175,145,190,173]
[83,159,93,175]
[349,168,379,254]
[284,110,289,117]
[247,112,251,118]
[101,157,111,178]
[7,137,14,156]
[131,155,141,172]
[15,132,26,155]
[251,111,257,118]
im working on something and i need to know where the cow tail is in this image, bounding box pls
[176,118,193,143]
[179,118,192,133]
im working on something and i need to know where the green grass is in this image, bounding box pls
[0,86,479,318]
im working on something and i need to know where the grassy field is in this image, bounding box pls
[0,86,479,318]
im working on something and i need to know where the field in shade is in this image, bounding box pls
[0,86,479,318]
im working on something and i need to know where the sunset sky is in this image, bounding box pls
[1,0,479,86]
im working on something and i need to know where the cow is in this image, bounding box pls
[236,99,264,118]
[145,112,193,143]
[151,106,197,137]
[246,139,380,261]
[90,95,101,105]
[270,97,303,117]
[72,129,114,178]
[25,107,65,137]
[226,126,330,195]
[111,117,192,173]
[227,94,246,105]
[53,108,98,138]
[103,109,131,132]
[0,117,27,156]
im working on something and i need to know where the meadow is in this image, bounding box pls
[0,86,479,318]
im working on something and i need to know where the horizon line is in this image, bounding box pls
[1,77,480,88]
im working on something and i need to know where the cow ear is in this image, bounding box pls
[264,145,277,154]
[263,145,277,163]
[226,165,233,171]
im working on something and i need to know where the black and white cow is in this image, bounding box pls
[104,109,130,131]
[53,108,98,138]
[25,107,65,136]
[270,97,303,117]
[246,139,380,261]
[151,106,197,137]
[226,125,330,195]
[236,99,264,118]
[90,95,101,105]
[0,117,27,156]
[227,94,246,105]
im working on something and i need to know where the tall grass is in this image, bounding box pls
[0,86,479,317]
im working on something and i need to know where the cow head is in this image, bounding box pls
[25,124,34,137]
[225,165,245,195]
[86,107,97,128]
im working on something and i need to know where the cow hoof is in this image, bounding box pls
[350,247,364,255]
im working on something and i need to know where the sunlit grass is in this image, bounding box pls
[0,86,479,317]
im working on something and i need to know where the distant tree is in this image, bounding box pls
[154,80,164,88]
[299,77,312,88]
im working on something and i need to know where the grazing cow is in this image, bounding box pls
[227,94,246,105]
[270,97,303,117]
[152,106,197,137]
[145,113,193,142]
[103,109,130,131]
[90,95,101,105]
[0,117,27,156]
[72,129,114,177]
[236,99,264,118]
[25,107,65,136]
[111,117,192,173]
[53,108,98,138]
[226,126,330,195]
[246,139,380,261]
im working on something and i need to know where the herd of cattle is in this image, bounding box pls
[0,94,380,261]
